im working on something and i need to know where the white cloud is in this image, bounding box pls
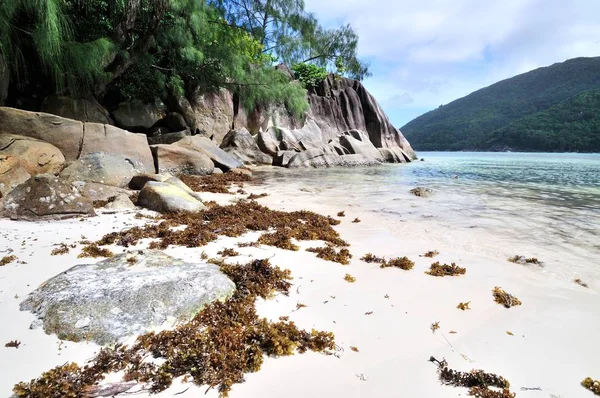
[304,0,600,124]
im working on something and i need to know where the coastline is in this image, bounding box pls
[1,170,599,398]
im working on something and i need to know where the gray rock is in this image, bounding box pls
[339,133,384,161]
[410,187,433,197]
[20,251,235,345]
[0,156,30,197]
[160,112,187,132]
[112,100,166,131]
[0,174,94,220]
[137,181,205,213]
[76,182,132,202]
[150,144,214,176]
[273,150,298,167]
[41,95,113,124]
[174,136,242,171]
[104,193,135,209]
[220,128,273,165]
[257,129,280,156]
[147,126,171,137]
[147,130,190,145]
[61,152,147,188]
[129,173,202,200]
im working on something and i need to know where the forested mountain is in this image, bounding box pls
[401,57,600,152]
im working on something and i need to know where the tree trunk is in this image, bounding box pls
[0,54,9,106]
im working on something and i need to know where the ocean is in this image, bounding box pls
[254,152,600,285]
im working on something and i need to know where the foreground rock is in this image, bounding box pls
[150,144,214,175]
[0,156,30,197]
[174,136,242,171]
[0,134,65,175]
[61,152,149,188]
[20,251,236,345]
[0,174,94,220]
[137,181,205,213]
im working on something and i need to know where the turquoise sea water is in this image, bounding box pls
[255,152,600,284]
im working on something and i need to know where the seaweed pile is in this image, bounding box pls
[360,254,415,270]
[508,255,543,267]
[13,259,335,398]
[582,377,600,395]
[80,201,347,257]
[492,287,522,308]
[178,173,252,194]
[307,246,352,265]
[217,248,240,257]
[423,250,439,258]
[430,357,515,398]
[0,255,17,266]
[426,262,466,277]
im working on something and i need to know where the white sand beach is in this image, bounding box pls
[1,177,599,398]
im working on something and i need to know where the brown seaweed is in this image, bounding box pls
[178,173,252,194]
[306,246,352,265]
[492,287,522,308]
[217,248,240,257]
[457,302,471,311]
[0,255,17,266]
[5,340,21,348]
[582,377,600,395]
[426,262,466,277]
[380,257,415,271]
[344,274,356,283]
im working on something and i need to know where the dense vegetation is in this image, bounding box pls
[0,0,368,113]
[401,57,600,152]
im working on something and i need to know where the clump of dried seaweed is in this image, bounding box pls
[582,377,600,395]
[13,258,335,398]
[430,357,515,398]
[248,193,269,200]
[352,218,361,223]
[492,287,522,308]
[51,243,74,256]
[423,250,440,258]
[457,302,471,311]
[93,196,117,209]
[178,173,252,194]
[350,346,359,352]
[430,322,440,333]
[78,244,114,259]
[0,255,17,266]
[5,340,21,348]
[126,256,138,265]
[380,257,415,271]
[337,211,345,217]
[218,248,240,257]
[237,241,259,248]
[508,255,543,267]
[306,246,352,265]
[360,253,385,264]
[344,274,356,283]
[426,262,466,277]
[574,278,589,288]
[79,201,347,255]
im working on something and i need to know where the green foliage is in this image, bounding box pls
[402,57,600,152]
[291,63,328,89]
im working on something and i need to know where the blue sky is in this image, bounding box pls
[304,0,600,127]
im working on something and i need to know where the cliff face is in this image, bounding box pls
[308,75,415,158]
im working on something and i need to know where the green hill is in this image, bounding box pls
[401,57,600,152]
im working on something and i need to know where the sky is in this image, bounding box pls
[303,0,600,127]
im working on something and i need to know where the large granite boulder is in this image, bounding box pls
[286,146,381,168]
[0,108,154,172]
[339,133,384,161]
[61,152,147,188]
[74,182,132,202]
[112,100,166,131]
[0,174,94,220]
[147,130,190,145]
[20,251,235,345]
[168,89,234,143]
[220,128,273,165]
[174,136,242,171]
[0,156,30,197]
[0,134,65,175]
[137,181,205,213]
[150,144,214,175]
[40,95,113,124]
[257,129,280,156]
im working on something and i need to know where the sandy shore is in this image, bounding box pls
[1,178,599,398]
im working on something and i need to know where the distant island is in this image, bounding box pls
[401,57,600,152]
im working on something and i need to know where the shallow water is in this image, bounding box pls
[254,152,600,285]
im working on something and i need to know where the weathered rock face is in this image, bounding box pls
[103,193,135,210]
[174,136,242,171]
[0,174,95,220]
[75,182,132,202]
[20,251,235,345]
[41,95,113,124]
[169,89,234,144]
[0,156,30,197]
[150,144,214,175]
[112,100,166,131]
[147,130,190,145]
[308,75,416,158]
[0,134,65,176]
[61,152,147,188]
[137,181,205,213]
[220,128,273,165]
[0,108,154,172]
